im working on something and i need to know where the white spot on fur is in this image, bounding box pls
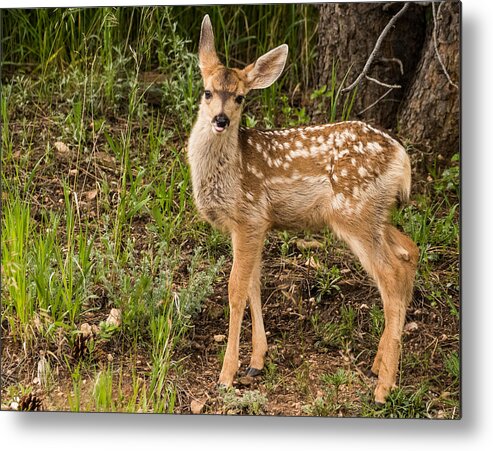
[246,163,264,179]
[353,142,365,154]
[358,166,368,177]
[332,173,338,182]
[335,133,344,147]
[338,149,349,158]
[341,129,357,141]
[367,141,383,153]
[246,192,254,201]
[340,168,348,177]
[331,192,345,209]
[289,148,310,159]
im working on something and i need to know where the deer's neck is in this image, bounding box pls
[188,115,242,226]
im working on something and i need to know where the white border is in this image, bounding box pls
[1,0,492,450]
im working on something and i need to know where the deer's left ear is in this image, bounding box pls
[199,15,222,78]
[243,44,288,90]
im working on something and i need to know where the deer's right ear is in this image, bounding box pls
[199,15,221,78]
[244,44,289,90]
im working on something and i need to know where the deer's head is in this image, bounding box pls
[198,15,288,135]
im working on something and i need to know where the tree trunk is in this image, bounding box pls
[397,1,460,158]
[316,2,426,129]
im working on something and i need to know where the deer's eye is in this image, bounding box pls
[204,90,212,100]
[235,95,245,104]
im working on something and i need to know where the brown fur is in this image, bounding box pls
[187,15,418,404]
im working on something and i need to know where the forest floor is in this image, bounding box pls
[1,67,460,418]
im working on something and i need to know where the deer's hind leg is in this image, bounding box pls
[338,222,418,404]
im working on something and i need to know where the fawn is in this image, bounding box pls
[187,15,418,404]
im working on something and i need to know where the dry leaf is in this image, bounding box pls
[305,256,322,270]
[93,152,117,169]
[85,189,98,201]
[296,239,323,250]
[80,323,93,338]
[213,334,226,343]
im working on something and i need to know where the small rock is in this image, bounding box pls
[190,399,205,414]
[213,334,226,343]
[105,308,122,327]
[404,321,418,333]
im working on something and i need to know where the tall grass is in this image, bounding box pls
[2,6,318,90]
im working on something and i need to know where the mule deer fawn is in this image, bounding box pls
[187,15,418,404]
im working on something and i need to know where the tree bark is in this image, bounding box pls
[397,1,460,158]
[316,2,426,129]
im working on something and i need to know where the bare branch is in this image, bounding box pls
[342,2,410,93]
[357,87,395,116]
[365,75,401,90]
[432,2,459,90]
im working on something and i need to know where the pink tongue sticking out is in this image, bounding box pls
[214,124,225,133]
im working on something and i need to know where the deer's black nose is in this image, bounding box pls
[213,114,230,129]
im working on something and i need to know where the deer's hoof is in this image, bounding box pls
[365,368,378,378]
[374,383,391,406]
[245,367,262,377]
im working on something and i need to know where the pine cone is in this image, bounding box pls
[72,333,89,360]
[18,392,43,411]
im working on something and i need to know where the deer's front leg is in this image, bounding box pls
[245,255,267,376]
[218,229,264,387]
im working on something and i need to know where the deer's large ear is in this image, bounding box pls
[199,15,221,78]
[244,44,288,90]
